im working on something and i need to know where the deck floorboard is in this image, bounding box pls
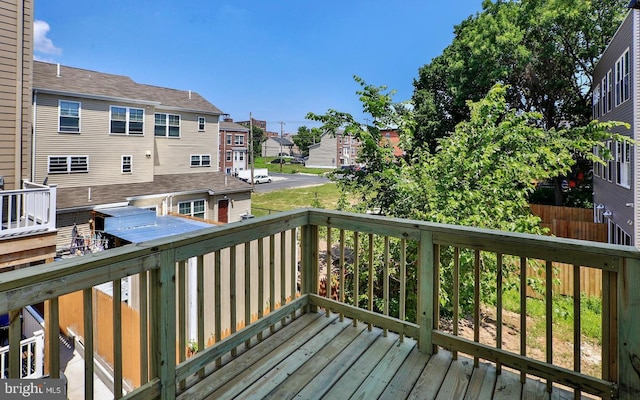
[178,311,588,400]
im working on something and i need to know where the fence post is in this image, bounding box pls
[154,249,176,400]
[617,256,640,399]
[418,230,434,354]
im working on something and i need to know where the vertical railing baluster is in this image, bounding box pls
[618,257,640,398]
[113,278,123,398]
[258,238,265,341]
[326,227,332,317]
[418,231,434,354]
[281,231,288,324]
[8,309,20,378]
[383,236,390,337]
[353,232,359,327]
[197,255,205,378]
[399,238,406,342]
[291,228,297,320]
[545,260,553,392]
[245,242,252,348]
[214,250,222,367]
[230,245,237,357]
[178,261,186,388]
[433,244,440,354]
[368,233,374,331]
[520,256,527,384]
[453,247,460,361]
[47,298,60,379]
[139,271,148,385]
[156,249,177,400]
[496,253,503,375]
[473,250,480,368]
[301,224,319,313]
[148,269,159,378]
[339,230,346,322]
[83,288,94,400]
[602,269,612,382]
[269,234,276,332]
[573,264,581,399]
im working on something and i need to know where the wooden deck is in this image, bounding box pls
[178,311,584,400]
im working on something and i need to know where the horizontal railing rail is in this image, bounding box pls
[0,208,637,399]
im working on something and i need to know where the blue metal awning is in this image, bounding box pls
[100,207,213,244]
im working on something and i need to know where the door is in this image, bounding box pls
[218,199,229,224]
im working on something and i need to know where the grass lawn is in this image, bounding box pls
[252,157,330,175]
[251,183,343,217]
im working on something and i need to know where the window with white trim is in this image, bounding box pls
[607,69,613,112]
[154,113,180,137]
[48,155,89,173]
[226,134,232,145]
[111,106,144,135]
[190,154,211,167]
[234,134,244,145]
[609,222,632,246]
[122,155,132,173]
[600,75,608,115]
[226,151,232,162]
[606,140,613,182]
[59,100,80,133]
[592,84,600,119]
[239,152,244,161]
[593,146,601,177]
[616,140,631,188]
[178,199,205,219]
[615,49,630,106]
[198,116,205,131]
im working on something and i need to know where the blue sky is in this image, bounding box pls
[34,1,485,134]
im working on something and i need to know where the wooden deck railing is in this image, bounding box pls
[0,209,637,399]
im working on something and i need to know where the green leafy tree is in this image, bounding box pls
[293,126,323,156]
[309,78,629,317]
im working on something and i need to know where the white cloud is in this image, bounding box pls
[33,20,61,55]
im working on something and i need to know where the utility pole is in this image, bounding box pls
[250,112,254,187]
[279,121,285,172]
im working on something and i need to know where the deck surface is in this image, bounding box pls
[178,311,591,400]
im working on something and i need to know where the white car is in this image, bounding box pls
[254,175,271,184]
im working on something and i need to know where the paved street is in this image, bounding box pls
[250,172,331,193]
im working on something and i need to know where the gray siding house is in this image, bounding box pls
[306,131,360,169]
[592,7,638,246]
[262,136,294,157]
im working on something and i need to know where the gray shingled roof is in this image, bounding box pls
[220,120,250,132]
[33,61,223,115]
[270,137,294,146]
[56,172,251,211]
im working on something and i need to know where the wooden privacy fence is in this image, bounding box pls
[530,204,607,297]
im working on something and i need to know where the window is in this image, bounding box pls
[111,106,144,135]
[592,84,600,119]
[593,146,601,177]
[190,154,211,167]
[48,155,88,173]
[226,134,232,145]
[601,75,608,115]
[198,116,205,131]
[607,70,613,112]
[616,141,631,188]
[121,155,132,173]
[607,141,614,182]
[615,50,630,106]
[59,100,80,132]
[154,113,180,137]
[610,222,632,246]
[178,199,205,219]
[239,152,244,161]
[234,135,244,145]
[226,151,232,162]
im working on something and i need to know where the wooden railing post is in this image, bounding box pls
[154,249,176,400]
[418,230,434,354]
[301,224,318,313]
[617,256,640,399]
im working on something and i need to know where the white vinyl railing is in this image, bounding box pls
[0,329,45,379]
[0,180,56,238]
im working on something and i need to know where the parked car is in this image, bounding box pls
[254,175,271,184]
[270,158,286,164]
[277,152,293,158]
[290,157,305,164]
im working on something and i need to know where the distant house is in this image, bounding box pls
[306,131,360,169]
[219,117,249,175]
[591,6,637,246]
[262,137,294,157]
[380,129,404,157]
[32,61,253,250]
